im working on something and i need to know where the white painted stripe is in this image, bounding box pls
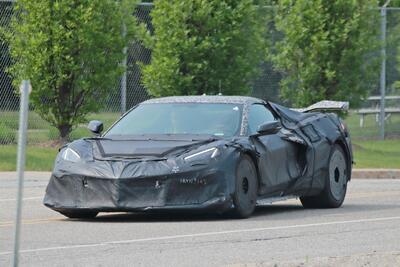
[0,197,42,202]
[0,215,400,256]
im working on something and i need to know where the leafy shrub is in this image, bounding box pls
[272,0,379,108]
[0,122,16,144]
[47,127,59,141]
[70,127,90,141]
[4,0,138,141]
[141,0,266,96]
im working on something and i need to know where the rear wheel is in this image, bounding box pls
[232,155,258,218]
[59,210,98,219]
[300,144,348,209]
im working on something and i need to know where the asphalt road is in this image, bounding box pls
[1,173,400,267]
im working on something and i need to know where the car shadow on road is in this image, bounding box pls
[64,202,400,223]
[68,204,304,223]
[83,211,228,223]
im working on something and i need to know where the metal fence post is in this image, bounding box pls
[121,22,127,114]
[380,2,390,140]
[11,80,31,267]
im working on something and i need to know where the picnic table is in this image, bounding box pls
[357,96,400,127]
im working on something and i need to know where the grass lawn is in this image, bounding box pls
[352,139,400,169]
[345,111,400,139]
[1,110,399,142]
[0,139,399,171]
[0,109,399,171]
[0,111,120,144]
[0,145,58,171]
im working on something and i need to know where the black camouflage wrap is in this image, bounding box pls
[43,96,352,214]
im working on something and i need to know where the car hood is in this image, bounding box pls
[90,134,222,159]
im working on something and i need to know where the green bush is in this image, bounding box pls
[1,111,53,131]
[48,125,90,141]
[70,127,90,140]
[141,0,267,96]
[3,0,138,141]
[27,112,50,130]
[272,0,380,108]
[47,127,59,141]
[0,122,16,144]
[0,112,19,130]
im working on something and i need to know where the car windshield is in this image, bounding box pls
[105,103,242,137]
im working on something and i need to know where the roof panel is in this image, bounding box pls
[143,95,264,105]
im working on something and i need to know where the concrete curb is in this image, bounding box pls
[352,169,400,179]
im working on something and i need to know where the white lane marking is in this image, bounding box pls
[1,215,400,256]
[0,196,42,202]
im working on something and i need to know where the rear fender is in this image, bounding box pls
[334,137,353,181]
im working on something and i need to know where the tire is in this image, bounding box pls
[59,210,98,219]
[232,155,258,218]
[300,144,348,209]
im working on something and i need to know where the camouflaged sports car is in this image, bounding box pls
[43,96,352,218]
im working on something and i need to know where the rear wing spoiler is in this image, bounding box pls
[293,100,349,113]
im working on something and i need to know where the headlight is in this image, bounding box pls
[184,147,220,162]
[61,147,81,163]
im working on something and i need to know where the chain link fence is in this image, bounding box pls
[1,2,399,145]
[0,2,154,144]
[353,8,400,139]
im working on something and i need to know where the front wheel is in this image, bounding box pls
[301,144,348,209]
[232,155,258,218]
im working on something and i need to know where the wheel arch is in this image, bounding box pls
[334,138,352,181]
[241,150,262,193]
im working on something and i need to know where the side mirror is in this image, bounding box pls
[257,121,281,135]
[87,120,103,135]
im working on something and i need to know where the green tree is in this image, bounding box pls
[141,0,266,96]
[385,0,400,95]
[0,1,18,110]
[2,0,137,141]
[272,0,380,107]
[379,0,400,6]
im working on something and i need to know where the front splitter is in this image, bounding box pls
[47,195,233,214]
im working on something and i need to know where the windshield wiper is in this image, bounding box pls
[94,155,167,161]
[84,136,112,141]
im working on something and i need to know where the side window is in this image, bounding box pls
[248,104,276,135]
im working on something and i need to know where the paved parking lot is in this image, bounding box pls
[1,173,400,266]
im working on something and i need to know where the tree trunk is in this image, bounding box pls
[57,124,72,144]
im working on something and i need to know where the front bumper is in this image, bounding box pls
[43,169,233,213]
